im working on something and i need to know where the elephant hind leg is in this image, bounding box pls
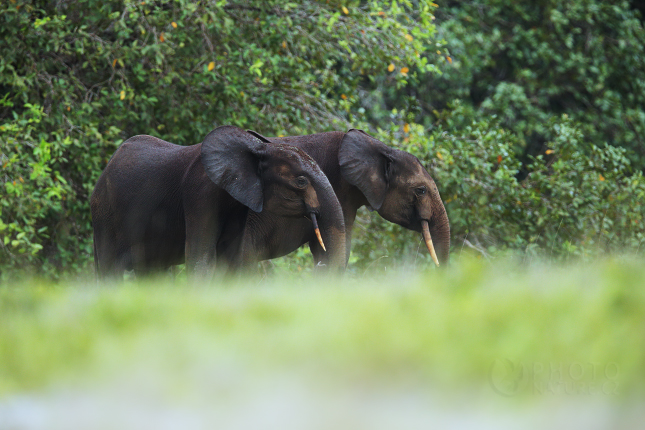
[94,229,132,283]
[95,252,131,282]
[96,249,132,282]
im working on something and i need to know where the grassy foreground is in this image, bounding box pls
[1,257,644,400]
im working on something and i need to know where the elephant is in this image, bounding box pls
[233,129,450,268]
[90,125,347,280]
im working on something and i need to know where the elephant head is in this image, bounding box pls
[201,126,347,269]
[339,129,450,266]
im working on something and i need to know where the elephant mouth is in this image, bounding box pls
[309,212,327,252]
[421,220,440,267]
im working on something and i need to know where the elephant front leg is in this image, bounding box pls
[185,246,217,282]
[184,215,221,284]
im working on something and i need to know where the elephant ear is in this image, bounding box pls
[201,125,269,213]
[339,129,393,210]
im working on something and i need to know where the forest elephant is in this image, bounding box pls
[235,129,450,268]
[90,125,347,280]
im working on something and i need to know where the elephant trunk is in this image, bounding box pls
[311,179,347,271]
[428,196,450,266]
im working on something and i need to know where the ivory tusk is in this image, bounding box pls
[421,220,440,267]
[310,213,327,252]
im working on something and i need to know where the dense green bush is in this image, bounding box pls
[418,0,645,167]
[0,100,97,278]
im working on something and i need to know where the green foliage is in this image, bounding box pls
[0,0,437,278]
[1,259,644,397]
[0,100,97,278]
[422,0,645,166]
[431,111,645,259]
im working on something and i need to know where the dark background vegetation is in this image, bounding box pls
[2,0,645,280]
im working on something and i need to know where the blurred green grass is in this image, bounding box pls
[1,256,644,398]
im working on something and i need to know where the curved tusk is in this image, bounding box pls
[310,213,327,252]
[421,220,440,267]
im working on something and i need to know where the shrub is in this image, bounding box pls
[424,0,645,167]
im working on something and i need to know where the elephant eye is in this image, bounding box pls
[414,186,427,196]
[295,176,309,188]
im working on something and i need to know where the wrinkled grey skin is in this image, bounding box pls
[91,125,346,280]
[234,129,450,268]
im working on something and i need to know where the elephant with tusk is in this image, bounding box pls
[91,125,347,280]
[234,129,450,269]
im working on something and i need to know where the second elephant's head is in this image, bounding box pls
[200,126,346,269]
[339,129,450,266]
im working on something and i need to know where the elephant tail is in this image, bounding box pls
[93,233,99,282]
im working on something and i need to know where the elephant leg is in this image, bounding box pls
[335,216,355,267]
[94,228,131,282]
[343,228,353,267]
[185,241,218,282]
[184,217,221,283]
[95,245,130,282]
